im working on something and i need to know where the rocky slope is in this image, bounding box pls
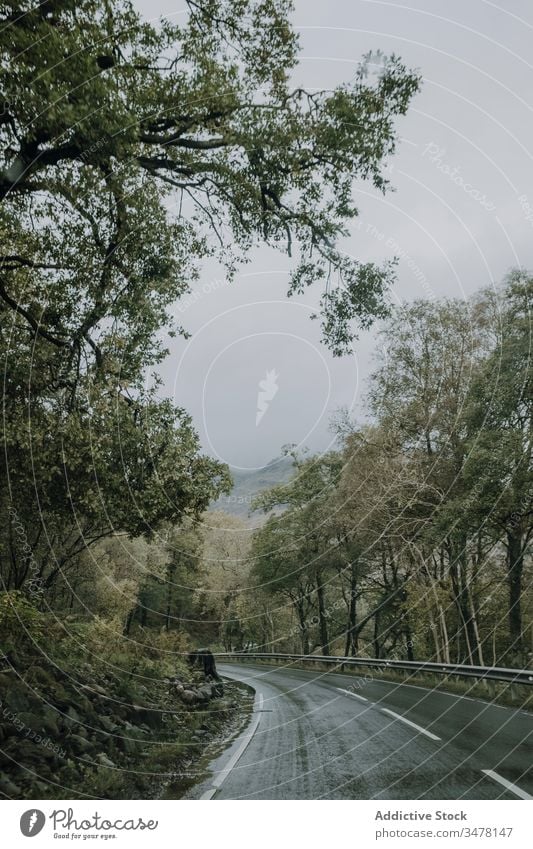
[0,604,249,799]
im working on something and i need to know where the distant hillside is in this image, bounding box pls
[211,456,294,519]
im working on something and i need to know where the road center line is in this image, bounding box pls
[381,707,441,741]
[200,692,264,800]
[336,687,368,703]
[481,769,533,800]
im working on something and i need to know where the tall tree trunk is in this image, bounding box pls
[7,514,19,590]
[449,538,479,664]
[123,605,136,636]
[344,560,358,657]
[316,577,330,655]
[427,571,450,663]
[265,609,275,651]
[467,584,484,666]
[165,563,176,632]
[429,619,441,662]
[373,610,381,659]
[507,528,524,655]
[404,618,415,660]
[439,605,451,664]
[294,597,310,654]
[424,580,441,661]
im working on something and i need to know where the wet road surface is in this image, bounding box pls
[188,662,533,800]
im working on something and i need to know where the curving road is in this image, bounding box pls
[188,662,533,800]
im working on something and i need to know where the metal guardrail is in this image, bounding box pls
[215,651,533,686]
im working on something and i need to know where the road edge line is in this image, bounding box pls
[200,692,264,800]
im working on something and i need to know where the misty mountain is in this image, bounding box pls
[210,456,294,519]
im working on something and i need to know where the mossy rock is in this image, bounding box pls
[26,779,52,798]
[29,667,57,687]
[48,685,71,707]
[0,775,22,796]
[2,685,31,713]
[16,711,47,735]
[68,733,94,755]
[128,704,164,729]
[117,735,139,755]
[98,715,117,733]
[0,672,16,690]
[14,739,59,764]
[95,753,116,769]
[64,706,82,727]
[40,707,61,736]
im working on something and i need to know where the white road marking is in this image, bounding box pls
[381,707,441,741]
[336,687,368,703]
[200,693,264,800]
[481,769,533,800]
[200,787,217,800]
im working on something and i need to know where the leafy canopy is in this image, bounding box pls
[1,0,420,357]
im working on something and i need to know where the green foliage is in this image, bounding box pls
[1,0,420,357]
[0,380,231,593]
[0,591,45,647]
[0,0,418,603]
[245,276,533,665]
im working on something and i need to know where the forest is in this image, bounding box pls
[20,275,529,673]
[0,0,417,658]
[245,277,533,669]
[0,0,531,800]
[3,277,530,674]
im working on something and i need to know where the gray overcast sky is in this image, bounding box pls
[134,0,533,470]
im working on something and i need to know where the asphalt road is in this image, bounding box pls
[188,662,533,800]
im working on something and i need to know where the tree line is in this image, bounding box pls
[5,2,528,673]
[0,1,418,613]
[70,276,531,672]
[64,276,529,672]
[245,277,533,668]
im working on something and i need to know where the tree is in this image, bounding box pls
[333,427,420,658]
[253,451,343,654]
[162,522,204,632]
[366,299,491,664]
[250,511,316,653]
[238,282,532,666]
[463,272,533,658]
[0,0,420,600]
[0,378,230,593]
[1,0,420,358]
[195,511,252,648]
